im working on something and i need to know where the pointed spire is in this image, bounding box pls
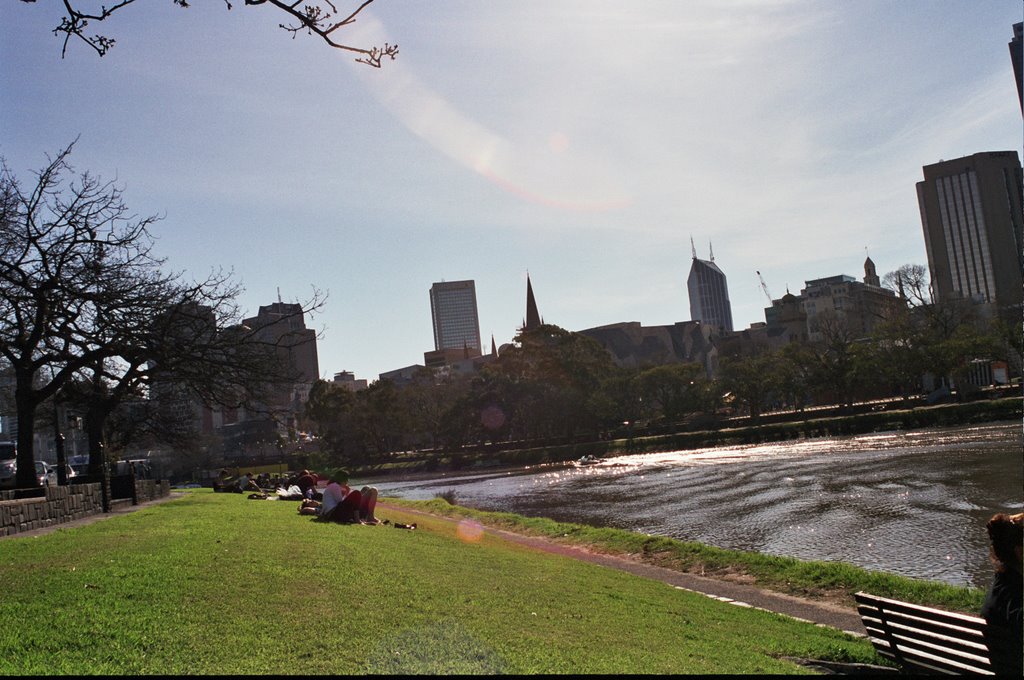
[525,273,541,331]
[709,241,715,262]
[690,236,697,260]
[864,251,880,287]
[491,334,497,357]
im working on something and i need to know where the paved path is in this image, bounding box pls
[379,502,868,638]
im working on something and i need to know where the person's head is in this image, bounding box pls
[986,512,1023,573]
[330,468,350,485]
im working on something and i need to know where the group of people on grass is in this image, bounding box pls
[295,468,380,525]
[211,468,379,524]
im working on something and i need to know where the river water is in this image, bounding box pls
[372,421,1023,589]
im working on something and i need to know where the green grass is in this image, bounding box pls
[388,498,985,614]
[0,490,881,674]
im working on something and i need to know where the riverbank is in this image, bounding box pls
[0,490,882,674]
[353,396,1022,476]
[384,497,986,616]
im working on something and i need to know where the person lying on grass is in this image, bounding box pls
[298,469,379,524]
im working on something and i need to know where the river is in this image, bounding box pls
[371,421,1023,589]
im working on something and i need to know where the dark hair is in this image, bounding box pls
[986,513,1023,572]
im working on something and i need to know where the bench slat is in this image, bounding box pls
[854,592,987,632]
[857,609,990,652]
[867,637,994,675]
[854,592,995,676]
[860,620,993,667]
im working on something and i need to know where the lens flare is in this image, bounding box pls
[457,519,484,543]
[480,405,506,431]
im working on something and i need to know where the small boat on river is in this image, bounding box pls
[575,455,601,466]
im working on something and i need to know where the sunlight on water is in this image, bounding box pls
[376,422,1023,588]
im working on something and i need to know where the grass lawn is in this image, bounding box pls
[0,490,881,675]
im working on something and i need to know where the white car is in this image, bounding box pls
[0,459,57,488]
[35,461,58,486]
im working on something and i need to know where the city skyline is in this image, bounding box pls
[2,2,1021,381]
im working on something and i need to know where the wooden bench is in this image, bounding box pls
[855,591,1013,675]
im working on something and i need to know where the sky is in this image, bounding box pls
[2,1,1022,382]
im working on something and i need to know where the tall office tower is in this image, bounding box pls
[916,151,1024,319]
[1011,22,1022,112]
[429,280,482,352]
[241,301,320,426]
[687,241,734,332]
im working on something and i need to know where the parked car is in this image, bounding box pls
[36,461,57,486]
[0,459,57,488]
[0,459,15,489]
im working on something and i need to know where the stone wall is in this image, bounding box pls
[0,479,171,537]
[0,483,104,537]
[134,479,171,503]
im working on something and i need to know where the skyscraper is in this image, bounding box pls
[1010,22,1022,113]
[916,151,1024,318]
[687,242,734,332]
[429,280,482,352]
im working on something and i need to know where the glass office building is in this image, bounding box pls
[429,280,482,352]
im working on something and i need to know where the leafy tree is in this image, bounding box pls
[717,352,780,422]
[774,342,816,412]
[636,362,710,423]
[22,0,399,66]
[805,311,860,408]
[485,324,618,442]
[304,378,357,465]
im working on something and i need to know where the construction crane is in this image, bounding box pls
[756,271,773,304]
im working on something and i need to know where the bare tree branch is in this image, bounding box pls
[21,0,397,65]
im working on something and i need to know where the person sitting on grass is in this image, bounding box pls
[295,469,321,501]
[235,472,261,494]
[298,469,379,524]
[213,468,231,493]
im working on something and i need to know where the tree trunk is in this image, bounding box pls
[14,376,39,488]
[86,404,108,476]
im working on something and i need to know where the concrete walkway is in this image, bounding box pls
[379,502,868,637]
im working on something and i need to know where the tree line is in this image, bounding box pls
[303,275,1022,470]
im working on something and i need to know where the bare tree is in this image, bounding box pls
[21,0,398,66]
[0,143,325,485]
[0,143,171,486]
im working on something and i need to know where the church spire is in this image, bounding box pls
[525,273,541,331]
[864,250,880,287]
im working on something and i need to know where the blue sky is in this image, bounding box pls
[2,1,1021,382]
